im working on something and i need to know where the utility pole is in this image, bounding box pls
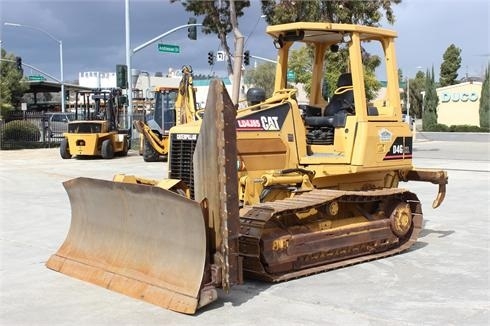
[229,0,244,106]
[125,0,132,131]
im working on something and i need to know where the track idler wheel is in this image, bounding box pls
[389,202,413,237]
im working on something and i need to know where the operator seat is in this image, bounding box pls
[304,73,354,128]
[323,73,354,116]
[304,73,354,146]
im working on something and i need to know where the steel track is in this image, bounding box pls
[239,188,422,282]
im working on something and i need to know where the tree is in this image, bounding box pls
[0,48,28,117]
[288,46,314,94]
[422,67,439,130]
[173,0,401,72]
[398,68,404,81]
[439,44,462,87]
[407,71,426,119]
[361,52,382,101]
[261,0,402,26]
[479,63,490,129]
[244,62,276,97]
[170,0,250,75]
[173,0,400,100]
[286,41,381,101]
[400,69,426,119]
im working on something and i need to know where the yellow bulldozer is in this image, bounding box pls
[47,23,447,314]
[134,65,201,162]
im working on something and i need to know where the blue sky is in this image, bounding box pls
[1,0,488,83]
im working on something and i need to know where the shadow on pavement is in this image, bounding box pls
[419,228,455,238]
[196,280,273,314]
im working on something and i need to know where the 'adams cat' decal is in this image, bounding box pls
[236,103,290,131]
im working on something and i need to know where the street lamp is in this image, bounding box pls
[4,22,65,112]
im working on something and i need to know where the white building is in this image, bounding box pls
[78,71,117,89]
[435,81,483,127]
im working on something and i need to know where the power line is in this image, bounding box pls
[244,15,265,48]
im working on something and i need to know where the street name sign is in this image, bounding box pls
[158,43,180,54]
[28,75,46,81]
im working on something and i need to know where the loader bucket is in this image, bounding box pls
[46,177,211,314]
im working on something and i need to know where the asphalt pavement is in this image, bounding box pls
[0,136,488,325]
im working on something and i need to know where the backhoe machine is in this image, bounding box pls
[47,23,447,314]
[134,65,200,162]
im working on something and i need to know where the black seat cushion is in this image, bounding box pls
[304,116,335,127]
[324,73,354,116]
[304,112,347,128]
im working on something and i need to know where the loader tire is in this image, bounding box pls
[101,139,114,159]
[60,139,71,159]
[143,139,159,162]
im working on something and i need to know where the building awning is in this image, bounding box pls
[26,80,93,93]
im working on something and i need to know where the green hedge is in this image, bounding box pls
[424,124,490,132]
[1,120,40,141]
[0,120,43,149]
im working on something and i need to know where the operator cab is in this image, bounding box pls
[266,23,405,162]
[152,87,179,135]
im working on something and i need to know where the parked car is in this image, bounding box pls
[44,112,75,138]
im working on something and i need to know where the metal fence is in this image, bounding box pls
[0,111,145,150]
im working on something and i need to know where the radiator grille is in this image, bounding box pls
[169,133,198,199]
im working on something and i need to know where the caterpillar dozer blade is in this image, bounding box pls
[46,178,208,314]
[46,79,240,315]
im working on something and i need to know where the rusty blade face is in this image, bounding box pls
[193,79,241,291]
[46,177,209,314]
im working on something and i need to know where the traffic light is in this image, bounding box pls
[187,17,197,40]
[116,64,128,89]
[243,50,250,66]
[15,56,23,72]
[208,51,214,65]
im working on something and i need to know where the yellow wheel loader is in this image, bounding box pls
[134,65,201,162]
[47,23,447,314]
[60,89,130,159]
